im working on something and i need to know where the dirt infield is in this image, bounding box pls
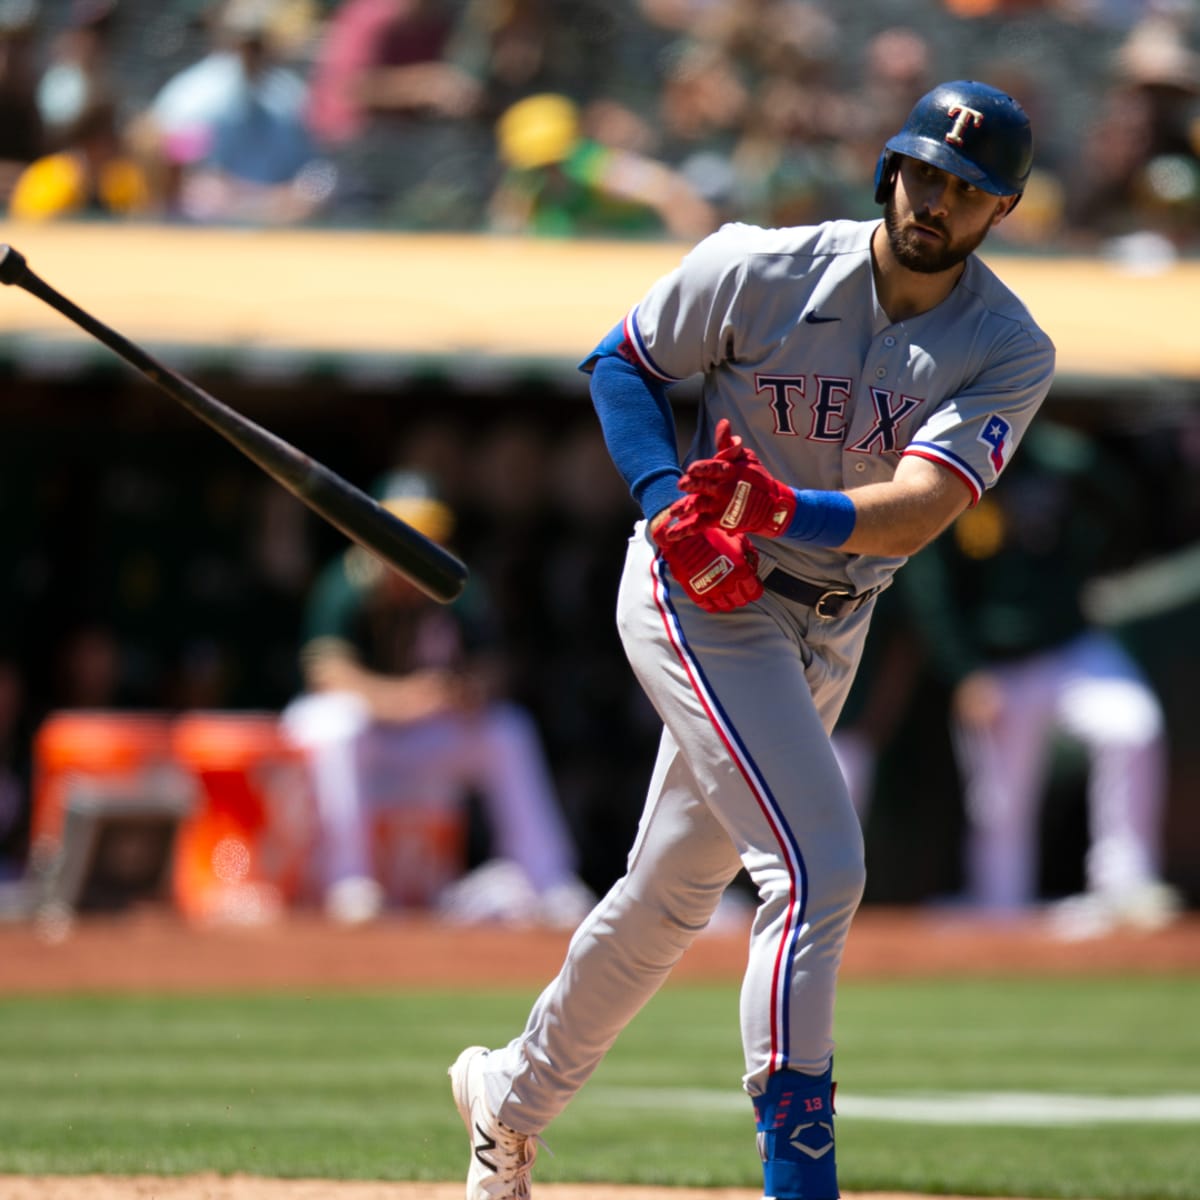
[0,1180,1017,1200]
[0,1182,1014,1200]
[3,905,1198,994]
[3,906,1197,1200]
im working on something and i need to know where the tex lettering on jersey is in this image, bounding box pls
[756,372,923,453]
[848,388,923,454]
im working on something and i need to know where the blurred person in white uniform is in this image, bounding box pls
[282,471,592,927]
[896,419,1180,936]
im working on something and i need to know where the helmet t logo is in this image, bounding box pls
[944,105,984,146]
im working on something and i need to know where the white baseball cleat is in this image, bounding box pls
[1047,881,1184,941]
[449,1045,538,1199]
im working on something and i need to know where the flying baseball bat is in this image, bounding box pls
[0,244,467,604]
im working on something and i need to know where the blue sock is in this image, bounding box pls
[753,1066,838,1199]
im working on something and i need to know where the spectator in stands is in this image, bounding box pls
[693,2,861,227]
[133,0,333,224]
[0,2,44,206]
[1063,16,1200,256]
[281,469,593,927]
[896,419,1181,937]
[657,37,748,162]
[305,0,489,225]
[938,0,1050,16]
[733,2,859,150]
[651,37,747,223]
[445,1,656,226]
[635,0,729,34]
[725,88,844,229]
[34,0,119,148]
[8,96,150,220]
[306,0,477,144]
[444,0,583,122]
[487,91,718,239]
[835,27,935,215]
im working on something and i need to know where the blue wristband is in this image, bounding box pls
[784,489,857,546]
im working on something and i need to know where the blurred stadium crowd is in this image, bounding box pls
[0,0,1198,917]
[0,0,1197,254]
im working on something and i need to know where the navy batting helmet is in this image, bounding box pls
[873,80,1033,204]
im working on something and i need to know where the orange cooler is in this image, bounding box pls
[31,711,177,860]
[170,712,317,924]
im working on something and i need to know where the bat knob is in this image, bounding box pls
[0,244,28,285]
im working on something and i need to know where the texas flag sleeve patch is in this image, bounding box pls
[978,414,1012,474]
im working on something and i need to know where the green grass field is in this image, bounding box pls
[1,975,1197,1199]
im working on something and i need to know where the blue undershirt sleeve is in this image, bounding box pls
[586,353,683,521]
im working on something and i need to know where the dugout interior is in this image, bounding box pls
[0,228,1196,911]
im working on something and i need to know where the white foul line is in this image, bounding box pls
[836,1092,1200,1126]
[588,1088,1200,1127]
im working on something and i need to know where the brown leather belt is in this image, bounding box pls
[763,569,877,619]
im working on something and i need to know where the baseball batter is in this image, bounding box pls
[450,80,1056,1200]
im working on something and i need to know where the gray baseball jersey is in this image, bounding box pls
[479,218,1054,1136]
[625,218,1055,594]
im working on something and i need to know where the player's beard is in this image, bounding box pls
[883,192,990,274]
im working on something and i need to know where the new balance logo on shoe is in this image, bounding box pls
[450,1045,539,1199]
[474,1122,498,1171]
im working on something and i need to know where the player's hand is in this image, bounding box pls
[661,418,797,540]
[650,510,763,612]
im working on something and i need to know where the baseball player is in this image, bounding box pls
[449,80,1055,1200]
[282,471,591,927]
[896,418,1177,935]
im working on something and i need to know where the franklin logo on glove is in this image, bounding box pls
[668,419,799,541]
[720,481,750,530]
[650,511,763,612]
[690,553,734,593]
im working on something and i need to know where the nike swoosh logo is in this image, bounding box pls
[804,311,839,324]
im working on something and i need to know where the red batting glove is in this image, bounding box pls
[650,512,763,612]
[668,418,797,539]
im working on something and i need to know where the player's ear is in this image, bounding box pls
[990,194,1019,225]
